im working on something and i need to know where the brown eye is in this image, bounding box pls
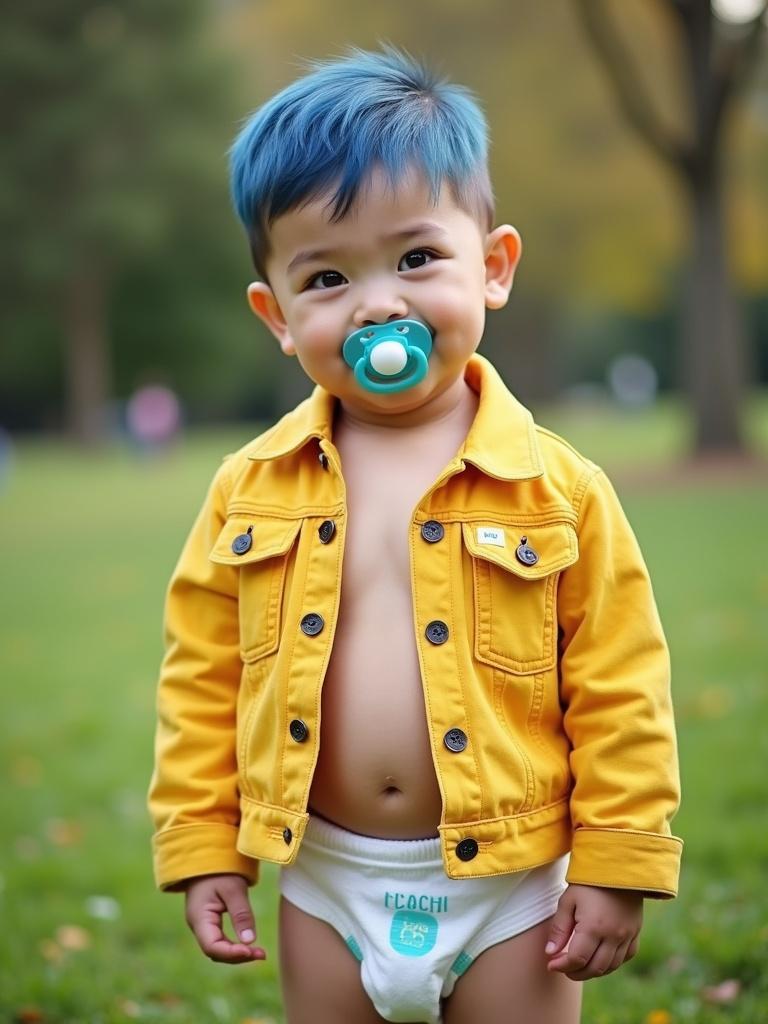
[399,249,434,271]
[308,270,346,290]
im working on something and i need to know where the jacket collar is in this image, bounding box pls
[247,353,543,481]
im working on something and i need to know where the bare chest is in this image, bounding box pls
[337,438,452,586]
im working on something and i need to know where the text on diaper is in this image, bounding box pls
[384,891,448,914]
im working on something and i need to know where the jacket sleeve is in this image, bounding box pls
[557,467,682,898]
[148,459,259,891]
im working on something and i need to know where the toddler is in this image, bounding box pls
[149,47,681,1024]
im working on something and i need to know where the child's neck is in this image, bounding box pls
[336,374,478,437]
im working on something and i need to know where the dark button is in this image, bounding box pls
[318,451,329,470]
[318,520,336,544]
[283,827,293,844]
[300,613,325,637]
[444,728,468,753]
[456,837,479,862]
[425,620,449,645]
[515,536,539,567]
[231,527,253,555]
[421,520,445,544]
[289,719,308,742]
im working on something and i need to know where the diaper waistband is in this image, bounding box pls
[303,814,443,868]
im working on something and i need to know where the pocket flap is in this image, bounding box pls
[210,516,302,566]
[462,521,578,579]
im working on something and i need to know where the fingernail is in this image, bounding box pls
[241,929,255,943]
[545,941,556,954]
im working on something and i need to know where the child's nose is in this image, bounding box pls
[353,286,408,328]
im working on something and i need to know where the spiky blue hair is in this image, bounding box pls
[229,46,494,279]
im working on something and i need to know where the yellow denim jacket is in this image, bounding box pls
[149,355,682,897]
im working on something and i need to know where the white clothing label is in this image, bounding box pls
[476,527,505,547]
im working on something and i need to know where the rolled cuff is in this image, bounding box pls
[566,827,683,898]
[152,822,260,891]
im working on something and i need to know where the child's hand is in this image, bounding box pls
[184,873,266,964]
[544,883,643,981]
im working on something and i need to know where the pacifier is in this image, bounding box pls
[342,319,433,393]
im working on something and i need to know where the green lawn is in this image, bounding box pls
[1,405,767,1024]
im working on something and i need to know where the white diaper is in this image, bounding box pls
[279,816,569,1024]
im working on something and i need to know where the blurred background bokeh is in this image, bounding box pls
[2,2,768,1023]
[2,0,768,449]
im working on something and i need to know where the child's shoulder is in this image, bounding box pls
[207,392,326,497]
[523,415,605,511]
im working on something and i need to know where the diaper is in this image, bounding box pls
[280,816,568,1023]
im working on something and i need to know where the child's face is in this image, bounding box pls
[248,169,521,420]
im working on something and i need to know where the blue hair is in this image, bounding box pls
[229,46,494,279]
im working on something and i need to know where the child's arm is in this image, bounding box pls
[148,459,259,893]
[184,873,266,964]
[554,467,682,907]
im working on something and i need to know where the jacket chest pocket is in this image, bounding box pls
[210,515,302,662]
[462,522,578,675]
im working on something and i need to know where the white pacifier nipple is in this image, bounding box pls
[368,340,409,377]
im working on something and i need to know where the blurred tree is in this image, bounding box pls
[0,1,248,442]
[575,0,767,453]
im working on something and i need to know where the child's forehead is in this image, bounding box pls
[268,170,478,264]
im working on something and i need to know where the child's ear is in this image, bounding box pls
[483,226,522,310]
[247,282,296,356]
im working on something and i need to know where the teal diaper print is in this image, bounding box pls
[389,910,439,957]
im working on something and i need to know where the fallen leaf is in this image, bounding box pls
[55,925,91,951]
[45,819,83,847]
[645,1012,673,1024]
[156,993,183,1007]
[14,1007,45,1023]
[116,999,142,1018]
[702,979,741,1004]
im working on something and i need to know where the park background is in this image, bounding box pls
[1,1,767,1022]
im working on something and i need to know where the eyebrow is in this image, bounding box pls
[286,222,450,274]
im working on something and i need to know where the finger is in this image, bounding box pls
[607,937,633,974]
[544,890,576,956]
[219,880,262,951]
[193,904,265,964]
[565,939,618,981]
[546,929,599,975]
[626,936,639,961]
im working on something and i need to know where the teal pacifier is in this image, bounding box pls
[342,319,433,393]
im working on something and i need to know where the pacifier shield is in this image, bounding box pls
[342,319,433,394]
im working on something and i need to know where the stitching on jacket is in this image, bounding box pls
[450,523,484,820]
[572,466,602,526]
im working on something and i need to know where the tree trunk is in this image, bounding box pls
[682,170,746,453]
[676,0,746,455]
[63,262,111,445]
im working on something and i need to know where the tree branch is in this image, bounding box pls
[574,0,691,173]
[712,4,767,130]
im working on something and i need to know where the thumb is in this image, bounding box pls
[219,876,258,945]
[545,887,576,956]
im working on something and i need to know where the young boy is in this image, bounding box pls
[148,47,681,1024]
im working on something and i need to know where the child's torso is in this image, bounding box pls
[309,401,476,839]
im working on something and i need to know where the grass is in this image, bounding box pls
[1,399,767,1024]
